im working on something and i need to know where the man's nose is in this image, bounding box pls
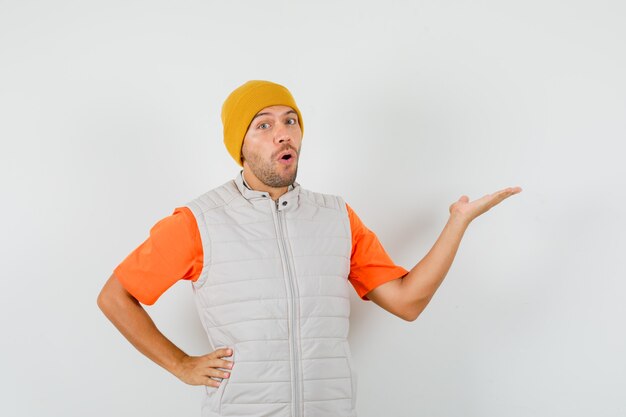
[274,125,291,144]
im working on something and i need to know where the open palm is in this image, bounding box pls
[449,186,523,223]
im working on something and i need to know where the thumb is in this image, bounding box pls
[459,195,469,203]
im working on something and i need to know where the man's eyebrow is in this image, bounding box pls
[251,110,298,122]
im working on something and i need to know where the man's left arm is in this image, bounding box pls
[367,186,522,321]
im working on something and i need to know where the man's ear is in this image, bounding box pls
[240,140,247,163]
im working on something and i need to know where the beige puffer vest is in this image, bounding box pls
[185,171,358,417]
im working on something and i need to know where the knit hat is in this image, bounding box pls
[221,80,304,167]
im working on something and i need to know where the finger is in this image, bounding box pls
[490,188,521,206]
[499,187,522,200]
[499,186,522,195]
[219,348,233,357]
[205,377,221,388]
[207,367,231,379]
[220,359,234,369]
[207,347,232,359]
[207,358,234,370]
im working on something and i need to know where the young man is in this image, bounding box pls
[97,80,522,417]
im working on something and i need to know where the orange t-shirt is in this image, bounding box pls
[114,203,408,305]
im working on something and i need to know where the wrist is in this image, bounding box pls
[170,352,190,379]
[449,212,471,228]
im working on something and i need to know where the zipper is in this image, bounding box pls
[273,199,301,417]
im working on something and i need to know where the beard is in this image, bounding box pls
[242,146,299,188]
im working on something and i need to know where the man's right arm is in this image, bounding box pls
[97,273,233,387]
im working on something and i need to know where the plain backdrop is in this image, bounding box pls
[1,1,625,416]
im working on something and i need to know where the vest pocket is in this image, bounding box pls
[218,348,235,414]
[205,375,228,413]
[204,348,235,414]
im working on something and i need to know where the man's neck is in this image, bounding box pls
[242,169,291,201]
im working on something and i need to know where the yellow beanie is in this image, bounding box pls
[221,80,304,167]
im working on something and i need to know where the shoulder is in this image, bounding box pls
[342,202,370,235]
[299,186,348,213]
[185,179,241,216]
[139,206,202,252]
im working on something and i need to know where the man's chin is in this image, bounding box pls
[277,163,298,181]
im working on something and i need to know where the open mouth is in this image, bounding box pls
[277,150,296,163]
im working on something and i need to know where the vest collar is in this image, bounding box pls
[235,170,301,211]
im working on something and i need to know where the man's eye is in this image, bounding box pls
[287,118,296,125]
[259,123,270,129]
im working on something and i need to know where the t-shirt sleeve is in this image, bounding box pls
[113,206,203,306]
[346,203,409,301]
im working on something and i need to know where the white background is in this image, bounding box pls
[1,1,625,416]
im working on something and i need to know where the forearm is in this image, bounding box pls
[97,275,187,378]
[401,213,469,320]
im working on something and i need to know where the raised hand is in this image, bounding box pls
[449,186,522,224]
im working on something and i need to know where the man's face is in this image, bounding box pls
[241,105,302,188]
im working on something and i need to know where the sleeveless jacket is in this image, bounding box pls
[185,171,358,417]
